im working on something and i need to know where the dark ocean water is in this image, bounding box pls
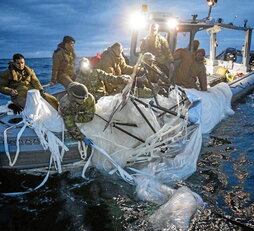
[0,58,253,231]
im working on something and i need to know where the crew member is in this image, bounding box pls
[96,42,134,76]
[172,48,207,91]
[49,36,76,88]
[141,52,170,88]
[0,53,59,112]
[140,23,174,76]
[59,82,96,141]
[76,58,130,101]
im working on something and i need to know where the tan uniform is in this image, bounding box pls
[95,47,133,76]
[0,64,59,109]
[59,93,96,140]
[51,43,76,88]
[76,69,127,101]
[172,49,207,91]
[189,62,207,91]
[140,34,174,66]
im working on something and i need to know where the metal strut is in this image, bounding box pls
[130,97,157,134]
[157,97,189,118]
[130,95,187,121]
[141,62,160,106]
[96,114,145,143]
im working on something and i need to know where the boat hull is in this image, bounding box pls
[229,72,254,102]
[0,114,81,169]
[0,147,81,169]
[1,72,254,170]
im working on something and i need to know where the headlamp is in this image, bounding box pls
[81,61,90,70]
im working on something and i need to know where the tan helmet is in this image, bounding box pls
[111,42,123,57]
[67,82,88,100]
[143,52,155,62]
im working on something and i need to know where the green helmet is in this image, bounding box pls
[67,82,88,99]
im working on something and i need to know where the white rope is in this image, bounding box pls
[81,150,95,180]
[60,122,66,160]
[78,140,90,160]
[24,116,67,173]
[3,119,27,166]
[82,142,136,185]
[174,85,180,117]
[3,90,68,174]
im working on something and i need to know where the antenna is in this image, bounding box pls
[232,15,238,24]
[206,0,218,19]
[229,15,238,25]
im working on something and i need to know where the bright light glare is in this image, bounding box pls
[167,18,178,29]
[128,12,147,30]
[81,61,90,69]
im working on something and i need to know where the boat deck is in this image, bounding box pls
[207,74,224,87]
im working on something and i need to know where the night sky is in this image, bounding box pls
[1,0,254,58]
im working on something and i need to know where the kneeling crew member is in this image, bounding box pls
[76,57,130,101]
[59,82,96,143]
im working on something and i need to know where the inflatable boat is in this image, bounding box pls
[1,5,254,172]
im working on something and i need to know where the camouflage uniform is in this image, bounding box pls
[96,47,133,76]
[134,86,153,98]
[140,34,174,66]
[76,69,127,101]
[135,61,169,97]
[51,43,76,88]
[143,62,170,87]
[0,64,59,109]
[59,86,96,140]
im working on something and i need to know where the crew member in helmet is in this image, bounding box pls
[49,36,76,88]
[140,23,174,76]
[134,52,169,98]
[59,82,96,141]
[141,52,170,87]
[76,57,130,101]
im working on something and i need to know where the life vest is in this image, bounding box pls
[89,53,102,68]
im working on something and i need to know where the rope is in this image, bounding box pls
[81,141,136,185]
[3,93,69,174]
[3,119,27,166]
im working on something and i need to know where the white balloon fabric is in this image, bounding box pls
[23,89,64,132]
[3,84,234,230]
[22,89,67,172]
[185,82,234,134]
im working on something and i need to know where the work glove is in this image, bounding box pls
[83,138,94,146]
[39,89,46,98]
[8,103,23,114]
